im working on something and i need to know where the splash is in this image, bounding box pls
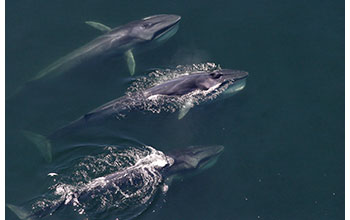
[121,62,237,116]
[29,145,172,220]
[127,62,220,93]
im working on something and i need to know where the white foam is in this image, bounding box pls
[35,145,173,218]
[124,63,246,116]
[147,94,160,100]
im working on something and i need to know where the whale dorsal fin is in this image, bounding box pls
[85,21,112,32]
[178,98,195,120]
[125,49,136,75]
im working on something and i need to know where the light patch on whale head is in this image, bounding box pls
[222,79,246,96]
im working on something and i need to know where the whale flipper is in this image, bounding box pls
[7,204,32,220]
[125,49,136,75]
[178,99,194,120]
[21,130,52,163]
[85,21,112,32]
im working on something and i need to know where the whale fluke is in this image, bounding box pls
[21,130,52,163]
[6,204,32,220]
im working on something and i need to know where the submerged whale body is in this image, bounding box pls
[7,145,224,220]
[10,14,181,98]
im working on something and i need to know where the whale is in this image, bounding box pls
[22,69,247,162]
[7,145,224,220]
[65,69,248,125]
[10,14,181,98]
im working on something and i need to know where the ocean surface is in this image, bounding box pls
[6,0,344,219]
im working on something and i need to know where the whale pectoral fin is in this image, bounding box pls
[124,49,136,76]
[21,130,52,163]
[178,99,195,120]
[85,21,112,32]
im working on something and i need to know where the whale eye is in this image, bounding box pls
[142,23,153,29]
[210,72,222,79]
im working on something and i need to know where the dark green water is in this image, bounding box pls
[6,0,344,219]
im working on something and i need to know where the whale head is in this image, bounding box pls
[163,145,224,177]
[128,14,181,43]
[195,69,248,93]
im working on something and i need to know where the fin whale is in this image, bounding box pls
[10,14,181,98]
[7,145,224,220]
[69,68,248,124]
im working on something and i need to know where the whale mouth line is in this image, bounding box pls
[219,73,248,88]
[198,147,224,169]
[153,20,180,40]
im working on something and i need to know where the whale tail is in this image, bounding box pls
[6,204,33,220]
[21,130,52,163]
